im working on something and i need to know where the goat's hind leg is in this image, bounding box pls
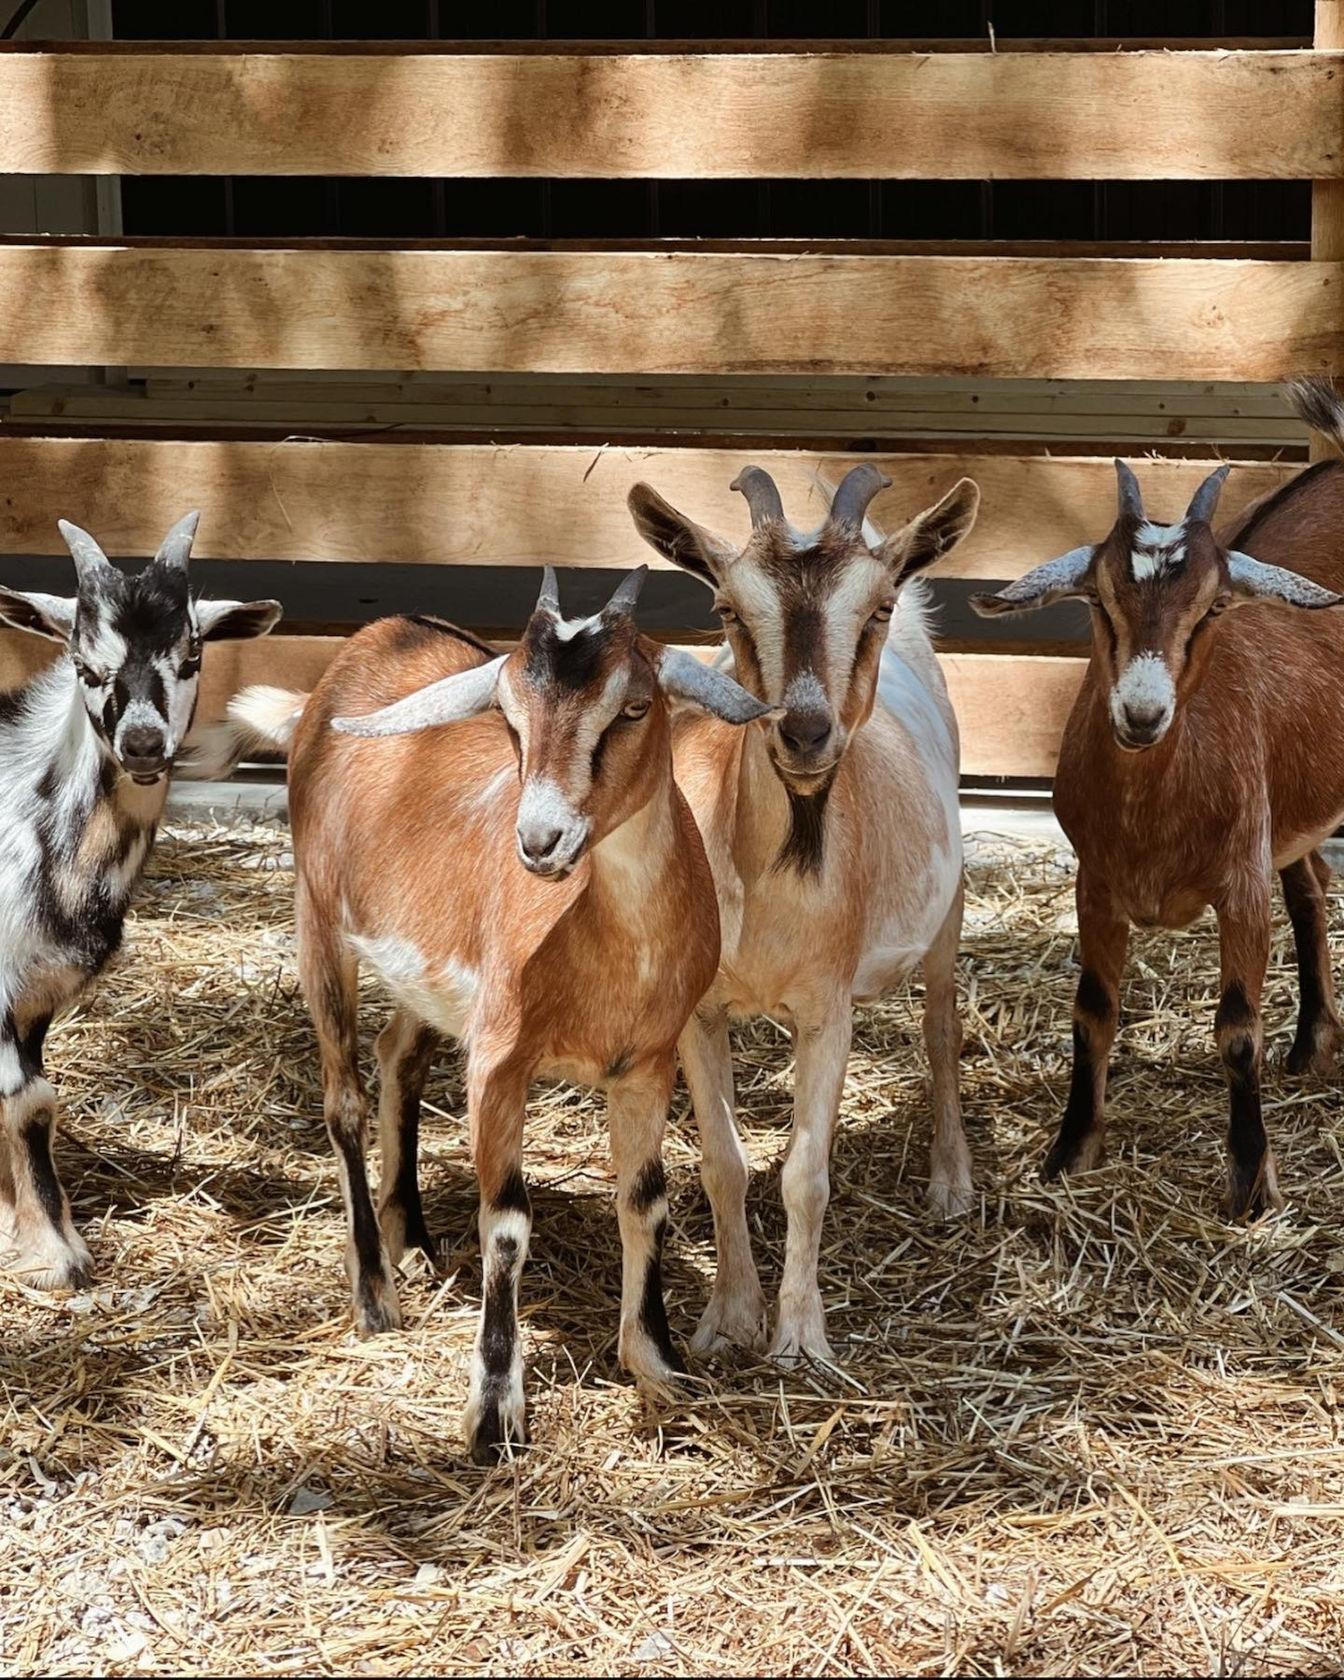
[1281,851,1342,1076]
[297,897,400,1333]
[923,880,972,1218]
[1,1010,91,1291]
[375,1008,441,1267]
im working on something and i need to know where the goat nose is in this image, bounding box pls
[121,724,166,762]
[518,823,563,864]
[779,713,832,754]
[1122,700,1165,731]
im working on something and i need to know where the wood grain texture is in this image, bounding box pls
[0,436,1298,582]
[0,629,1086,780]
[0,245,1335,378]
[0,49,1335,179]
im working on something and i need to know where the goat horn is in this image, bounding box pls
[535,565,561,617]
[829,464,893,531]
[1185,464,1231,526]
[56,518,114,585]
[730,466,785,529]
[604,564,648,618]
[153,510,201,572]
[1114,459,1145,521]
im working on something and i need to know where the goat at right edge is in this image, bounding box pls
[973,378,1344,1219]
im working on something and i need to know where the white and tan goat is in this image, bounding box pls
[972,394,1344,1217]
[232,577,774,1459]
[627,464,981,1363]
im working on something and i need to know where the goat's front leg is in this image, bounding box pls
[1281,851,1342,1076]
[772,996,851,1365]
[607,1055,685,1386]
[463,1056,531,1464]
[374,1008,441,1267]
[0,1012,91,1291]
[923,879,973,1218]
[1044,869,1129,1181]
[1216,880,1282,1219]
[678,1004,768,1356]
[298,902,399,1333]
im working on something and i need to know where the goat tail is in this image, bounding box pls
[177,685,309,779]
[1288,375,1344,458]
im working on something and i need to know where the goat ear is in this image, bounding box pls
[656,646,780,726]
[332,654,506,738]
[627,483,735,586]
[195,598,283,642]
[970,546,1095,617]
[1223,552,1344,610]
[0,586,77,642]
[877,477,981,580]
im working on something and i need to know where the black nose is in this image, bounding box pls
[779,712,833,755]
[121,724,166,765]
[1121,702,1165,734]
[518,824,563,864]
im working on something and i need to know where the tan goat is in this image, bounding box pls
[231,575,774,1459]
[972,383,1344,1216]
[628,464,981,1363]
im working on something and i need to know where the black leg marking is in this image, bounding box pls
[629,1158,666,1216]
[390,1026,439,1260]
[1281,857,1338,1074]
[492,1168,531,1217]
[1044,969,1111,1180]
[472,1233,524,1464]
[1218,982,1271,1216]
[638,1215,684,1374]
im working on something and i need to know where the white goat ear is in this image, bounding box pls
[0,586,77,642]
[1223,552,1344,610]
[878,477,981,579]
[195,598,283,641]
[970,546,1095,618]
[657,646,780,726]
[332,654,506,738]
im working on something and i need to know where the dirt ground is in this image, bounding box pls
[3,822,1344,1676]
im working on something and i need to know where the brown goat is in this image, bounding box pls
[229,574,774,1459]
[973,382,1344,1215]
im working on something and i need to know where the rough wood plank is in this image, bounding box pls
[0,245,1334,379]
[0,436,1299,582]
[0,49,1335,179]
[0,631,1087,779]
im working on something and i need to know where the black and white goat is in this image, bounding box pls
[0,515,280,1289]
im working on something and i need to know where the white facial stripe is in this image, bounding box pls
[551,613,601,642]
[782,669,828,716]
[516,773,589,866]
[1131,521,1186,582]
[1110,652,1175,733]
[723,562,787,694]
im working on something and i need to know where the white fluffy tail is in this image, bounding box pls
[177,685,308,779]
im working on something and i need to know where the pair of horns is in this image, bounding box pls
[534,562,647,620]
[730,464,892,533]
[57,509,201,584]
[1117,459,1229,526]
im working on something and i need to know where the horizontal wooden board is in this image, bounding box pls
[0,436,1300,583]
[0,245,1335,379]
[0,628,1085,781]
[0,49,1335,179]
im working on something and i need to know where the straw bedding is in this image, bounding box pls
[4,820,1344,1676]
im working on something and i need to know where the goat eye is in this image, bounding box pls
[869,603,894,626]
[622,699,651,721]
[73,658,105,686]
[714,602,738,624]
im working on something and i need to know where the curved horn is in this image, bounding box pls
[730,466,785,529]
[56,518,113,586]
[604,564,648,618]
[535,564,561,617]
[1115,459,1145,521]
[1185,464,1230,526]
[154,510,200,572]
[830,464,893,531]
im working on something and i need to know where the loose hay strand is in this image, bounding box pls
[2,823,1344,1673]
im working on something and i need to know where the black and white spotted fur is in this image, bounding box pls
[0,513,280,1290]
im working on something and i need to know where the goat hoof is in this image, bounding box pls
[1286,1019,1342,1077]
[14,1232,93,1293]
[689,1288,768,1358]
[465,1387,527,1466]
[1043,1132,1105,1181]
[927,1174,974,1219]
[352,1273,402,1336]
[1224,1153,1285,1222]
[769,1300,835,1368]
